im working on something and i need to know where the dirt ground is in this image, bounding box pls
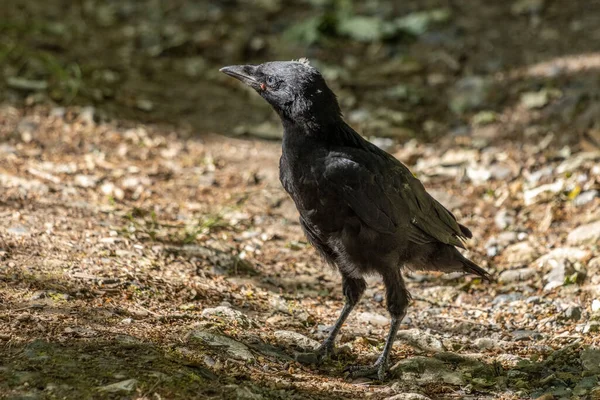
[1,102,599,399]
[1,1,600,399]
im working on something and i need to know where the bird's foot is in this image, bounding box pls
[295,341,335,365]
[346,358,389,381]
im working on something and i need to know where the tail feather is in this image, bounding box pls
[458,223,473,239]
[459,254,492,282]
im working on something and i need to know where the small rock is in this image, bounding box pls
[498,267,537,283]
[592,299,600,312]
[511,330,542,341]
[583,322,600,333]
[74,175,98,188]
[520,90,551,109]
[273,330,319,351]
[386,393,432,400]
[492,293,523,305]
[396,329,446,352]
[98,379,137,393]
[7,225,29,236]
[136,99,154,112]
[567,220,600,245]
[563,305,582,321]
[494,209,516,230]
[535,247,589,268]
[201,306,253,327]
[78,106,96,125]
[574,190,598,206]
[503,242,538,265]
[542,256,585,291]
[391,356,464,385]
[466,166,491,184]
[474,338,506,350]
[357,311,389,327]
[489,163,514,180]
[524,180,564,205]
[188,330,254,361]
[580,348,600,372]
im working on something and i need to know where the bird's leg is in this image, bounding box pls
[314,275,366,361]
[347,270,409,380]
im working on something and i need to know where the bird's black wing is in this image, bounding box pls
[322,150,470,249]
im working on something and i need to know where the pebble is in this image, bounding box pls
[574,190,598,206]
[396,328,446,352]
[563,305,582,321]
[583,322,600,333]
[503,242,538,265]
[98,379,138,393]
[386,394,432,400]
[188,330,255,361]
[567,220,600,245]
[357,311,389,327]
[592,299,600,313]
[498,267,537,283]
[201,305,253,327]
[273,330,320,351]
[494,209,516,230]
[511,330,542,341]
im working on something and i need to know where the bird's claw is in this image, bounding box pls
[295,341,335,365]
[346,359,389,381]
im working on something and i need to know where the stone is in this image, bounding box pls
[563,305,582,321]
[592,299,600,312]
[74,174,98,188]
[273,330,319,351]
[494,210,516,230]
[503,242,538,265]
[574,190,598,206]
[396,329,446,353]
[492,293,523,305]
[535,248,589,268]
[511,330,542,341]
[385,394,432,400]
[520,90,551,109]
[498,267,537,283]
[391,356,464,385]
[583,322,600,333]
[567,220,600,245]
[580,348,600,372]
[98,379,137,393]
[188,330,254,361]
[357,311,389,327]
[524,180,564,205]
[201,306,253,327]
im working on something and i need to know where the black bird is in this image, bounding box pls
[220,59,490,379]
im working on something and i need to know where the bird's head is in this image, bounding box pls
[220,59,341,125]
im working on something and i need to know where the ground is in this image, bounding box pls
[1,1,600,399]
[1,104,599,399]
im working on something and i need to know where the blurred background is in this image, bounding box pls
[2,0,600,146]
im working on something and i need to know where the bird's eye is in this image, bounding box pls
[266,76,277,87]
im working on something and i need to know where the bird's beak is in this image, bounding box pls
[220,65,259,88]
